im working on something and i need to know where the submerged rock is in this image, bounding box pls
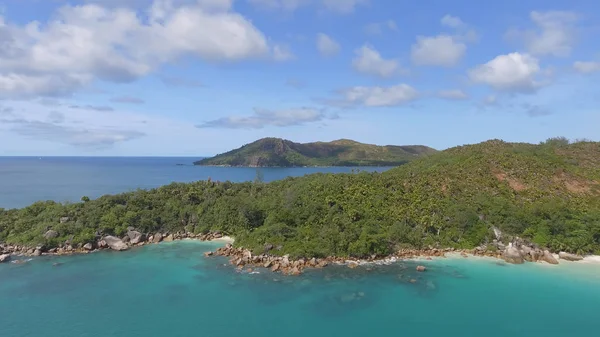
[558,252,583,261]
[0,254,10,263]
[103,236,129,251]
[416,265,427,272]
[502,246,524,264]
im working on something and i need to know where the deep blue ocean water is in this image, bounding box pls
[0,157,390,209]
[1,241,599,337]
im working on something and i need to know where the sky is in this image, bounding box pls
[0,0,599,156]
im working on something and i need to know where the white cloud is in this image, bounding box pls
[352,45,403,78]
[506,11,578,57]
[441,15,464,28]
[316,33,340,57]
[573,61,600,74]
[364,20,398,35]
[0,100,152,148]
[411,35,466,67]
[438,89,468,100]
[468,52,541,93]
[247,0,367,13]
[197,107,328,129]
[273,44,295,61]
[247,0,308,11]
[322,0,369,14]
[326,84,418,107]
[0,1,272,98]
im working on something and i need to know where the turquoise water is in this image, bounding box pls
[1,241,599,337]
[0,157,391,209]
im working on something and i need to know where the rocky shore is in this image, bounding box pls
[203,235,587,276]
[0,228,229,260]
[0,225,589,276]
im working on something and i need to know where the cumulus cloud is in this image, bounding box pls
[468,52,542,93]
[364,20,398,35]
[411,35,466,67]
[441,15,464,28]
[247,0,367,13]
[352,45,404,78]
[573,61,600,74]
[316,33,340,57]
[111,96,145,104]
[196,107,329,129]
[506,11,578,57]
[0,1,272,98]
[438,89,468,100]
[323,84,418,108]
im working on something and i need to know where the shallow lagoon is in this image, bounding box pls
[1,241,599,337]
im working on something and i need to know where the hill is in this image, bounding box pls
[193,137,437,167]
[1,137,599,258]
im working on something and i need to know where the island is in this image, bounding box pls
[193,137,438,167]
[1,137,599,274]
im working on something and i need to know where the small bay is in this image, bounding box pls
[1,241,599,337]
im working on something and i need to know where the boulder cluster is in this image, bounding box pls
[0,227,226,259]
[496,237,582,265]
[210,243,329,276]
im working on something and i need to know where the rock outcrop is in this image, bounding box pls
[103,236,129,251]
[127,230,144,244]
[83,243,93,251]
[542,250,559,264]
[44,230,59,239]
[152,233,163,243]
[0,254,10,263]
[163,234,174,242]
[558,252,583,261]
[502,245,524,264]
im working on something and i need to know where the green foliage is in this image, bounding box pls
[194,137,437,167]
[1,139,599,258]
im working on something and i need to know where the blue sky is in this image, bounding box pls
[0,0,599,156]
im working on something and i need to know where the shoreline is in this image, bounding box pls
[3,235,599,274]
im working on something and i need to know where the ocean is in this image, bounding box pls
[2,157,600,337]
[0,157,390,210]
[1,241,599,337]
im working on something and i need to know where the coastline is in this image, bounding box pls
[3,233,599,275]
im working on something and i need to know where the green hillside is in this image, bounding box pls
[193,137,438,167]
[1,138,599,257]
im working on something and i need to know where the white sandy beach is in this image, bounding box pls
[209,236,235,244]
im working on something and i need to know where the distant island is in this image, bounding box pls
[193,137,437,167]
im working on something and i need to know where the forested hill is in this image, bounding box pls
[193,137,437,167]
[1,138,599,258]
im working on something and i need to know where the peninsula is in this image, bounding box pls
[193,137,437,167]
[1,137,599,271]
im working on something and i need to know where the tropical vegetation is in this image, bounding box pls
[1,138,599,257]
